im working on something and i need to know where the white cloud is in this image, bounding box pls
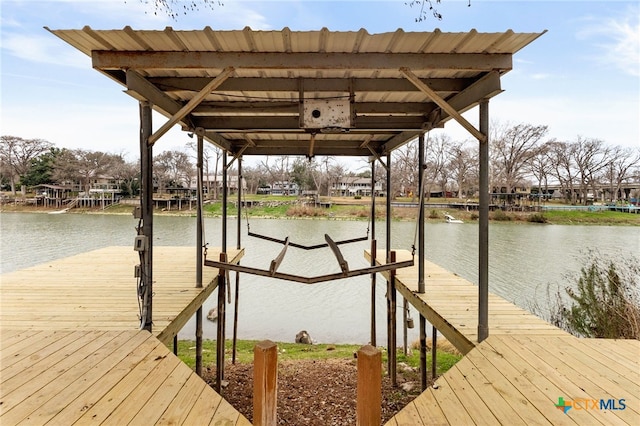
[2,32,90,68]
[578,6,640,77]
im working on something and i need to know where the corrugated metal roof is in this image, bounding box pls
[47,27,546,157]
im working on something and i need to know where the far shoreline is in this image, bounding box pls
[2,198,639,226]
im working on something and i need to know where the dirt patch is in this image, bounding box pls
[203,358,427,425]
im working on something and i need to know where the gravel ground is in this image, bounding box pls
[203,358,426,425]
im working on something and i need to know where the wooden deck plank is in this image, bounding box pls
[51,337,165,425]
[155,374,208,426]
[101,354,182,424]
[439,365,500,425]
[0,330,70,369]
[488,335,622,426]
[0,246,243,346]
[462,343,554,426]
[181,383,223,425]
[0,330,128,423]
[19,331,156,425]
[128,359,194,425]
[208,397,242,426]
[428,374,476,425]
[512,335,639,424]
[410,392,448,426]
[449,353,528,426]
[389,400,425,426]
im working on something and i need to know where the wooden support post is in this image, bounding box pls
[370,239,377,347]
[215,252,227,393]
[253,340,278,426]
[357,345,381,426]
[370,159,377,347]
[233,160,242,364]
[420,315,427,391]
[478,99,490,342]
[139,101,153,333]
[389,250,397,387]
[196,133,204,377]
[402,298,408,356]
[431,325,437,381]
[196,306,203,376]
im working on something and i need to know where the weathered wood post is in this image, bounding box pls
[357,345,381,426]
[253,340,278,426]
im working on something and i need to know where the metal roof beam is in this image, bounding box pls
[149,77,473,93]
[192,102,436,116]
[92,51,512,72]
[191,116,429,131]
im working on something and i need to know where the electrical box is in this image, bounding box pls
[134,236,148,252]
[134,264,141,278]
[300,99,352,129]
[133,206,142,219]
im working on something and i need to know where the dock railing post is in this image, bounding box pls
[357,345,382,426]
[253,340,278,426]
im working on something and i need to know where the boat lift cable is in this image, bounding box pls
[244,195,371,250]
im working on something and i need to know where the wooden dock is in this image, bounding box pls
[1,246,248,425]
[366,249,568,354]
[388,334,639,425]
[1,329,250,425]
[0,246,243,345]
[364,250,639,425]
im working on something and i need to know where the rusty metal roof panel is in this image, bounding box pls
[46,27,545,157]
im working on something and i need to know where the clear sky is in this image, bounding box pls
[1,0,638,164]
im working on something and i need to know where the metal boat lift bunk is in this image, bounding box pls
[48,26,546,392]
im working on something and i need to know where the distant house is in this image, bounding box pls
[331,177,381,197]
[190,174,247,195]
[271,181,299,196]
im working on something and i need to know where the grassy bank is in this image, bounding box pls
[2,195,639,225]
[176,339,461,376]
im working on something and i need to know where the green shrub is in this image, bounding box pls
[428,209,439,219]
[548,252,640,339]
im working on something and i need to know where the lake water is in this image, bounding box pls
[1,212,638,344]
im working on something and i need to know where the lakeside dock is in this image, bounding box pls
[366,249,639,425]
[0,246,248,425]
[1,246,637,424]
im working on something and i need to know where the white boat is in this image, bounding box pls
[48,208,69,215]
[444,213,463,223]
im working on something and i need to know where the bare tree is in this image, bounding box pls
[447,140,476,200]
[154,150,194,195]
[260,156,291,194]
[571,137,610,204]
[392,141,418,199]
[527,141,555,205]
[548,141,579,204]
[426,133,451,199]
[141,0,222,20]
[491,123,548,195]
[0,136,53,194]
[602,146,640,202]
[52,149,120,194]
